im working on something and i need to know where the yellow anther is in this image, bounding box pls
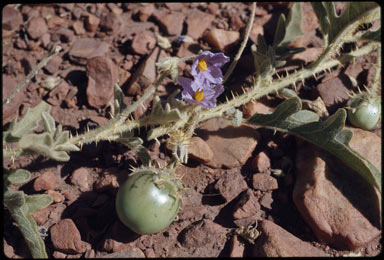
[194,88,204,102]
[197,58,207,71]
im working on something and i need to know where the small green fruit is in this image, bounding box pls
[347,92,381,130]
[115,167,183,235]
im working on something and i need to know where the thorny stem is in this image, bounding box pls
[68,72,168,146]
[3,46,62,106]
[199,41,380,122]
[222,2,256,84]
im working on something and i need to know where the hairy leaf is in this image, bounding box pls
[149,95,182,124]
[247,97,381,191]
[4,169,52,258]
[5,101,51,141]
[311,2,380,47]
[115,133,151,165]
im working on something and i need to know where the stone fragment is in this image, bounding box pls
[68,38,109,65]
[47,80,70,106]
[317,76,350,114]
[187,136,214,164]
[107,3,123,15]
[185,9,215,39]
[196,117,259,168]
[44,55,62,75]
[2,75,26,124]
[214,168,248,202]
[72,20,86,35]
[127,47,166,96]
[252,220,329,257]
[230,15,245,31]
[165,2,184,10]
[48,190,65,203]
[233,189,261,219]
[176,42,201,58]
[40,33,51,48]
[100,12,122,35]
[70,168,92,192]
[180,219,227,248]
[154,11,185,35]
[98,247,145,258]
[85,13,100,32]
[230,235,244,257]
[293,141,381,250]
[26,17,48,40]
[47,16,66,30]
[291,47,323,64]
[50,218,89,254]
[51,28,75,43]
[86,56,118,108]
[252,173,278,191]
[204,29,240,52]
[2,5,23,31]
[251,151,271,173]
[131,31,156,55]
[32,206,51,225]
[33,171,58,192]
[259,192,273,210]
[137,4,155,22]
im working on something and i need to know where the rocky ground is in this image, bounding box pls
[2,3,381,258]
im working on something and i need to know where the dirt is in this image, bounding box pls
[2,3,381,258]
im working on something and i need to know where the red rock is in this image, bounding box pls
[185,9,215,39]
[128,47,166,96]
[154,10,185,36]
[138,4,155,22]
[187,136,214,164]
[180,219,227,248]
[47,16,66,30]
[291,47,323,64]
[70,168,92,192]
[100,12,122,35]
[293,142,381,250]
[259,192,273,209]
[250,151,271,173]
[51,28,75,43]
[233,189,261,219]
[40,33,51,49]
[32,206,51,225]
[26,17,48,40]
[214,168,248,202]
[207,3,220,15]
[50,218,89,254]
[68,38,110,65]
[230,235,244,257]
[48,190,65,203]
[230,15,245,31]
[44,55,62,75]
[33,171,58,192]
[84,13,100,32]
[252,173,278,191]
[252,220,329,256]
[72,20,86,35]
[317,76,350,113]
[47,81,70,106]
[165,2,184,11]
[2,5,23,31]
[2,75,26,124]
[86,56,118,108]
[196,117,259,168]
[204,29,240,52]
[131,31,156,55]
[107,3,123,15]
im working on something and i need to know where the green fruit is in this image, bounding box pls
[347,93,381,130]
[115,167,183,235]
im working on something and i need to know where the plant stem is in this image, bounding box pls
[3,46,62,106]
[222,2,256,84]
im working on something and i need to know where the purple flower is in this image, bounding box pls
[191,51,230,84]
[178,76,224,108]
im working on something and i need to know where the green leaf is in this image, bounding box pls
[114,83,127,115]
[361,27,381,42]
[149,96,182,124]
[5,169,31,185]
[247,97,381,192]
[9,101,51,139]
[41,111,56,134]
[311,2,380,47]
[116,134,151,165]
